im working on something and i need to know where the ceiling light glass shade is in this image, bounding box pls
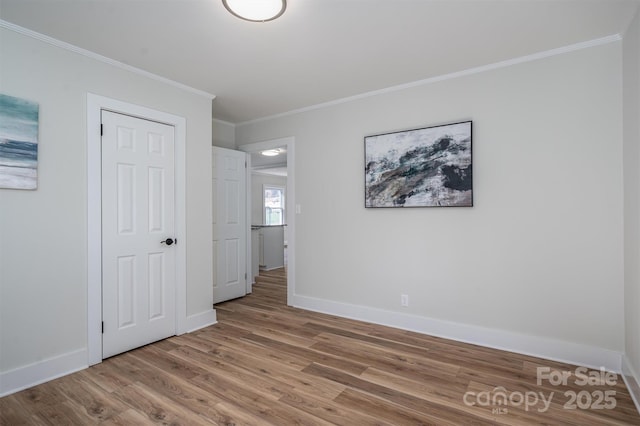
[261,149,281,156]
[222,0,286,22]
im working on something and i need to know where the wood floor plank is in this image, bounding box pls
[217,304,321,338]
[108,353,240,423]
[52,373,131,423]
[111,382,216,425]
[208,400,281,426]
[200,331,314,371]
[167,344,294,401]
[333,387,489,426]
[128,344,208,380]
[168,341,347,401]
[0,397,47,426]
[241,332,370,375]
[305,321,444,358]
[302,362,499,425]
[192,372,335,426]
[217,313,319,346]
[278,386,396,426]
[360,366,469,408]
[7,380,68,409]
[33,401,102,426]
[2,266,639,425]
[167,333,222,354]
[310,331,463,383]
[75,362,135,395]
[99,408,155,425]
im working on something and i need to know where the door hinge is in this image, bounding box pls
[245,272,247,280]
[100,124,103,136]
[101,321,104,334]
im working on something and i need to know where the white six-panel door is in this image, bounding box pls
[212,147,247,304]
[101,110,176,358]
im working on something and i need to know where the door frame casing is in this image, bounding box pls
[87,93,187,365]
[238,137,295,306]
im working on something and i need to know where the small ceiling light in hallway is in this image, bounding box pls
[261,149,282,156]
[222,0,286,22]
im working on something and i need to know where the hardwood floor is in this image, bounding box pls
[2,267,639,425]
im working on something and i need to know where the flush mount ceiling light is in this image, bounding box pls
[222,0,286,22]
[261,149,282,156]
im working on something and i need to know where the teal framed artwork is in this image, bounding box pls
[0,94,39,190]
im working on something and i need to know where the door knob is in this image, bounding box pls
[161,238,175,246]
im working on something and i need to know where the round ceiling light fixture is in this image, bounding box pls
[222,0,287,22]
[261,149,281,156]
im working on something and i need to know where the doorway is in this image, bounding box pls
[87,94,188,365]
[238,137,295,306]
[253,159,287,278]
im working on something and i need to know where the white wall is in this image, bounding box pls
[623,9,640,406]
[212,118,235,149]
[0,26,213,386]
[236,41,625,366]
[251,173,287,225]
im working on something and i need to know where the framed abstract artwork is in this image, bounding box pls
[365,121,472,208]
[0,94,39,190]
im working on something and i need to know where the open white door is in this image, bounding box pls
[212,146,248,304]
[101,110,176,359]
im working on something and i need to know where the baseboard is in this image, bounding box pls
[1,309,217,398]
[0,349,87,398]
[292,294,622,373]
[622,355,640,414]
[182,308,217,334]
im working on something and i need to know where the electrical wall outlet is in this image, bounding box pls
[401,294,409,307]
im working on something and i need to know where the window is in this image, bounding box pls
[264,185,285,225]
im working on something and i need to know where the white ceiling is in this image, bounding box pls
[1,0,637,124]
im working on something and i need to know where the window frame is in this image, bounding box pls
[263,184,286,225]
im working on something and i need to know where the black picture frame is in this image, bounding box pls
[364,120,472,208]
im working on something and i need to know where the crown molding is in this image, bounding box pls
[212,118,236,127]
[238,34,622,126]
[1,18,621,125]
[0,19,215,100]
